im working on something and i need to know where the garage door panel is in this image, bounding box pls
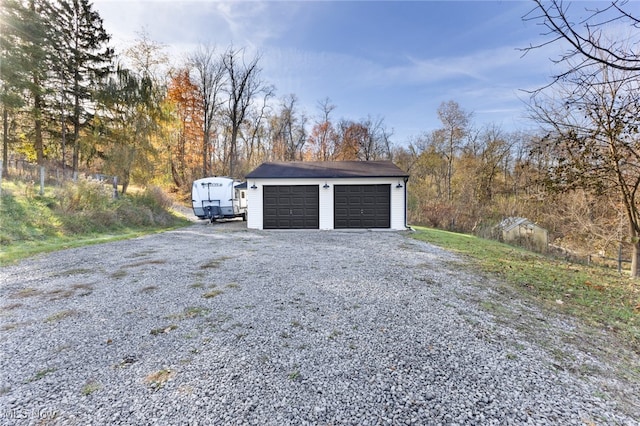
[290,198,307,206]
[277,196,291,205]
[291,207,307,216]
[263,185,319,229]
[334,184,390,229]
[362,196,376,205]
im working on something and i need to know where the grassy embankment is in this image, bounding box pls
[0,179,191,266]
[411,225,640,352]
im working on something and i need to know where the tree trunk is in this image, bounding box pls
[121,172,129,195]
[170,160,182,188]
[61,107,66,178]
[202,133,208,177]
[631,238,640,278]
[229,126,238,178]
[35,99,43,167]
[2,107,8,179]
[72,81,80,177]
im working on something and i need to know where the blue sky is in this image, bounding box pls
[92,0,585,146]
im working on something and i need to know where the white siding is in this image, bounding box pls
[246,177,407,230]
[246,182,262,229]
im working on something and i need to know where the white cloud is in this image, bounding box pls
[91,0,576,144]
[212,2,277,50]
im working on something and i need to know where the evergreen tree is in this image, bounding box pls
[0,0,28,176]
[47,0,113,177]
[0,0,52,168]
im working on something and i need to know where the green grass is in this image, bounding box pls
[411,225,640,351]
[27,367,56,383]
[0,179,191,266]
[287,368,301,381]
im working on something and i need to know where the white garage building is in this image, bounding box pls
[245,161,409,230]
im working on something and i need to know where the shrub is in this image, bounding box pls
[1,178,186,249]
[143,186,173,210]
[56,178,112,213]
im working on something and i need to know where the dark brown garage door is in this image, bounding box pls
[334,184,390,229]
[263,185,319,229]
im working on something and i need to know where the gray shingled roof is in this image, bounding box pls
[245,161,409,179]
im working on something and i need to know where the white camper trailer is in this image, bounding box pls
[192,177,248,222]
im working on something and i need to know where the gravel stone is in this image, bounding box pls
[0,220,638,425]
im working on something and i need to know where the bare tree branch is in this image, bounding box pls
[521,0,640,75]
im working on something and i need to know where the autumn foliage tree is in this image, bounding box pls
[167,68,203,189]
[307,121,338,161]
[335,120,365,160]
[306,98,337,161]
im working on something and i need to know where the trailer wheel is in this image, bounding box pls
[242,212,247,221]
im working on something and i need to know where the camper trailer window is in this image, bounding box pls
[203,182,223,187]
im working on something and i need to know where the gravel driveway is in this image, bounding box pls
[1,221,638,425]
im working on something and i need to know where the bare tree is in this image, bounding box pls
[522,0,640,87]
[463,124,513,203]
[307,98,337,161]
[188,43,225,177]
[222,46,266,177]
[269,94,307,161]
[125,29,169,83]
[530,59,640,276]
[435,100,472,201]
[239,86,274,174]
[359,115,393,161]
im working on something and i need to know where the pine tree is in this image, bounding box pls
[0,0,29,176]
[0,0,52,168]
[47,0,113,177]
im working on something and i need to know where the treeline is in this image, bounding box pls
[1,0,637,268]
[1,0,394,195]
[397,100,627,263]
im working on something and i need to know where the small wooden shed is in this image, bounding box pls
[497,217,548,252]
